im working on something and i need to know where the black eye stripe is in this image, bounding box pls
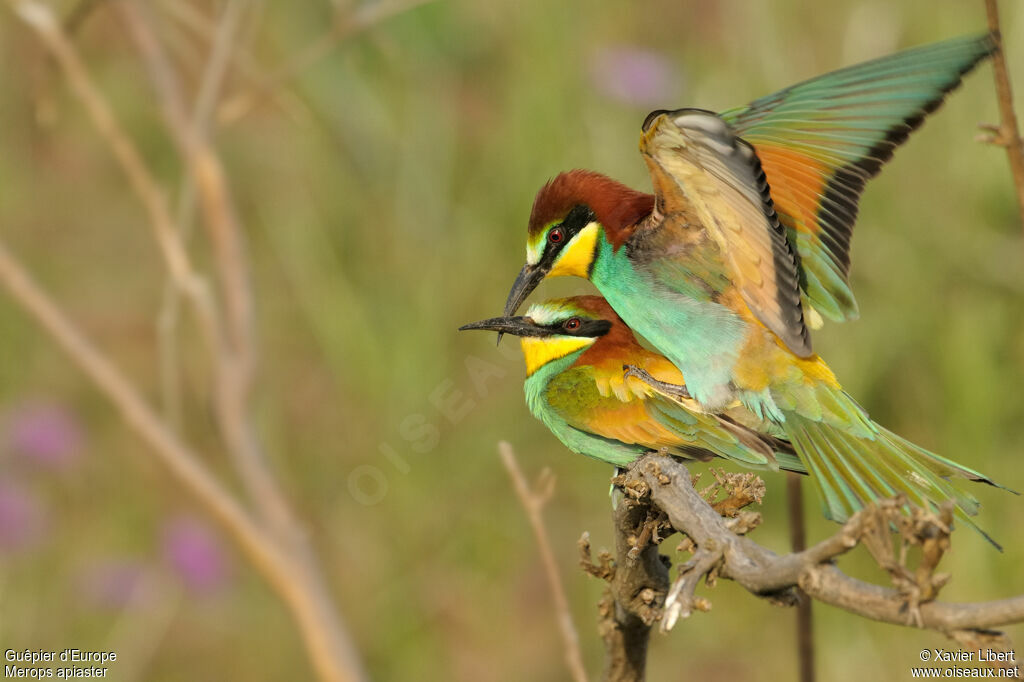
[544,205,595,251]
[566,204,594,225]
[537,317,612,338]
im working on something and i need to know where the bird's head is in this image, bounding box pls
[461,296,621,375]
[503,171,654,317]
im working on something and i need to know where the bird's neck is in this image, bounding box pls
[588,188,654,249]
[523,348,586,415]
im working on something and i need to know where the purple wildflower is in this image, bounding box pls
[162,515,230,595]
[0,479,46,553]
[6,402,83,470]
[590,46,681,106]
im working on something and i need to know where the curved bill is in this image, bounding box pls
[458,315,542,338]
[503,263,547,318]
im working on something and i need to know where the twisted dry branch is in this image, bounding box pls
[590,454,1024,681]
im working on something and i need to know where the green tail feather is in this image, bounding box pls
[784,412,1005,550]
[774,451,808,475]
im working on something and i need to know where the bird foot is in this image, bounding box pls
[623,364,692,399]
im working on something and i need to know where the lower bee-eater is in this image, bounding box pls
[461,296,804,472]
[497,34,1009,535]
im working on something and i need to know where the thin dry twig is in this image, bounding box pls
[499,442,589,682]
[0,237,367,682]
[157,0,307,125]
[217,0,436,124]
[7,2,367,680]
[981,0,1024,231]
[786,473,815,682]
[11,0,214,322]
[156,0,244,429]
[116,0,293,537]
[121,0,255,373]
[11,0,228,444]
[186,1,247,139]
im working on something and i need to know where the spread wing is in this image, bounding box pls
[640,108,811,357]
[720,33,994,324]
[545,360,801,470]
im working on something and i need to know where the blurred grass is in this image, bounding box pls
[0,0,1022,680]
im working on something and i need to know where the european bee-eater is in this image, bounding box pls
[499,35,1006,534]
[461,296,804,472]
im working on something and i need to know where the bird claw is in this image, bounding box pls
[622,364,693,399]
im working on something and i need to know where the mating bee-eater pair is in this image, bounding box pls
[462,34,1010,544]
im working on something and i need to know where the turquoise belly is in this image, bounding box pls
[589,238,748,411]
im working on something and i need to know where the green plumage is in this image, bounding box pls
[773,380,1005,548]
[721,33,996,324]
[527,355,805,471]
[465,298,805,473]
[503,34,1010,548]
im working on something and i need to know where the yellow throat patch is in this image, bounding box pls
[548,222,599,278]
[520,336,592,375]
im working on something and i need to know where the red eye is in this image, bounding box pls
[548,227,565,244]
[564,317,581,331]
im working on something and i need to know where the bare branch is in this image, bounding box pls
[13,0,228,437]
[595,489,670,682]
[157,0,306,124]
[624,454,1024,634]
[499,442,589,682]
[0,237,367,682]
[187,0,246,140]
[118,0,297,536]
[786,473,815,682]
[7,3,367,680]
[981,0,1024,231]
[10,0,215,327]
[119,0,253,365]
[156,0,245,429]
[217,0,436,124]
[590,455,1024,679]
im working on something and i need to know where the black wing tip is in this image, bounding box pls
[974,524,1004,553]
[980,30,999,56]
[744,144,813,355]
[977,476,1020,496]
[815,36,996,278]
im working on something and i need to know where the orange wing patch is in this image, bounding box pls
[753,145,828,236]
[639,110,811,357]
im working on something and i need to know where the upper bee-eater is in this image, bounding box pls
[461,296,805,473]
[499,35,1007,534]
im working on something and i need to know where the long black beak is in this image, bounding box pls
[504,263,547,318]
[458,315,540,338]
[499,264,543,345]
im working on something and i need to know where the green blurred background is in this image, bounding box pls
[0,0,1022,680]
